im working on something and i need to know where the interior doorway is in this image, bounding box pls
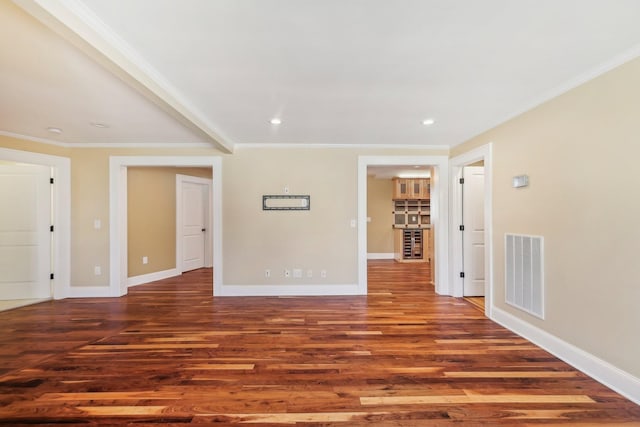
[461,163,485,297]
[0,147,70,304]
[357,155,450,296]
[177,174,213,273]
[450,143,493,317]
[109,156,222,297]
[0,162,51,310]
[366,165,434,285]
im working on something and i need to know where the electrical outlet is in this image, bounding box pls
[284,269,291,278]
[142,256,148,265]
[293,269,302,278]
[265,269,271,278]
[94,265,101,276]
[320,269,327,278]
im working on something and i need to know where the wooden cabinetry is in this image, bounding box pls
[392,200,430,229]
[391,177,432,263]
[394,228,430,263]
[393,178,430,200]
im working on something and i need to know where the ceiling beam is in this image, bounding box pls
[13,0,234,153]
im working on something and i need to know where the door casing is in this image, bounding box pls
[450,143,493,316]
[176,174,212,273]
[0,147,70,299]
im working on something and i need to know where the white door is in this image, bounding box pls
[462,166,485,296]
[181,181,208,272]
[0,163,52,300]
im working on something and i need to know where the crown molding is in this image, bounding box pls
[13,0,234,154]
[458,43,640,146]
[236,143,450,151]
[0,130,70,147]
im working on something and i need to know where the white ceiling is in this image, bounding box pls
[2,1,640,153]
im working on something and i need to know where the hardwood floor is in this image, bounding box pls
[0,260,638,425]
[464,296,485,313]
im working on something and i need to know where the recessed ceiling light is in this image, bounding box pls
[91,122,110,128]
[422,118,435,126]
[270,118,282,125]
[47,127,62,134]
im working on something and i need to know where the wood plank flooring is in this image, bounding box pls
[0,260,638,425]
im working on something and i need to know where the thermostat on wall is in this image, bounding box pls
[512,175,529,188]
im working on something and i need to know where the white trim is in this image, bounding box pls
[358,155,449,296]
[0,147,71,300]
[67,286,112,298]
[71,142,214,148]
[237,143,450,150]
[0,131,70,147]
[13,0,233,153]
[492,306,640,406]
[456,44,640,150]
[367,253,394,260]
[218,283,360,297]
[127,268,180,288]
[176,174,213,272]
[109,156,223,297]
[449,143,493,317]
[0,131,217,148]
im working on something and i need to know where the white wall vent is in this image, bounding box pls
[505,234,544,319]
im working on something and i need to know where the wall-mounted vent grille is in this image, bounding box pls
[505,234,544,319]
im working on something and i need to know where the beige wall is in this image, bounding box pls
[367,175,393,254]
[0,138,445,289]
[127,167,212,277]
[453,57,640,378]
[222,147,445,285]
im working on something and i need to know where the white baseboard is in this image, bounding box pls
[128,268,180,288]
[219,283,361,297]
[367,253,394,260]
[67,286,116,298]
[492,306,640,405]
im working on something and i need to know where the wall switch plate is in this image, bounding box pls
[350,219,356,228]
[306,269,313,278]
[142,256,148,264]
[284,269,291,278]
[512,175,529,188]
[265,269,271,278]
[320,269,327,278]
[93,219,101,230]
[293,269,302,278]
[94,266,101,276]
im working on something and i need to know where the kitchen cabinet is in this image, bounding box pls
[392,178,430,200]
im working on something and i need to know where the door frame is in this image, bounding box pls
[109,156,222,297]
[176,174,213,272]
[461,165,485,297]
[358,155,450,295]
[0,147,70,299]
[450,143,493,316]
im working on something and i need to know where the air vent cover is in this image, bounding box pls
[505,234,544,318]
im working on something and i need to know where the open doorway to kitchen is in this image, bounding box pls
[357,155,450,296]
[366,165,434,291]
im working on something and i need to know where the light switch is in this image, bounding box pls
[94,219,101,230]
[512,175,529,188]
